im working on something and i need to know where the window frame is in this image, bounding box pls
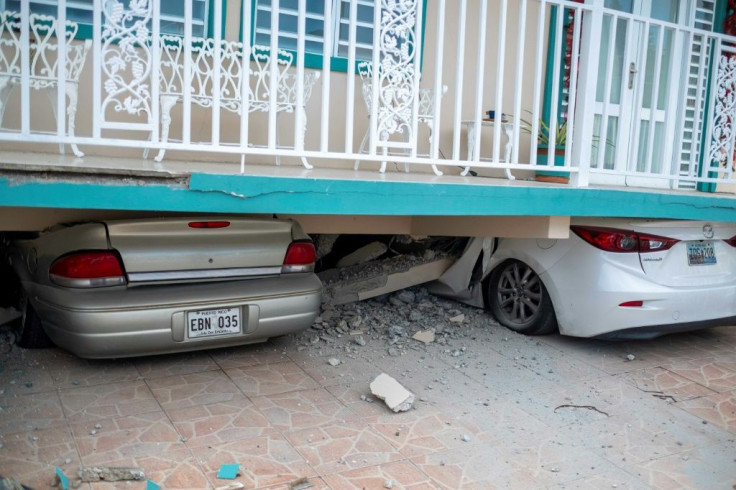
[2,0,227,40]
[247,0,428,73]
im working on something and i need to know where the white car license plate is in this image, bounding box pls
[687,241,716,266]
[187,307,241,339]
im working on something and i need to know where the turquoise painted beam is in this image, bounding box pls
[1,174,736,221]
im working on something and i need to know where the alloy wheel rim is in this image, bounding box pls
[496,262,543,325]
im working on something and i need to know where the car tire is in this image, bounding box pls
[487,260,557,335]
[16,299,54,349]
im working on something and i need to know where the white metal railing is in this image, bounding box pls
[0,0,735,192]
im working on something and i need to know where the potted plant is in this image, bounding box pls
[521,116,570,183]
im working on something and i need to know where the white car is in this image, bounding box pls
[431,219,736,339]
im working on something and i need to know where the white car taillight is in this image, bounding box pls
[50,251,126,288]
[282,242,316,273]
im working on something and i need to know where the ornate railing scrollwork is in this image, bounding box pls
[100,0,153,125]
[375,0,419,147]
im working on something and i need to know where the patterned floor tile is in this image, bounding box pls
[284,418,402,476]
[326,383,391,418]
[44,351,141,388]
[661,358,736,393]
[410,444,541,489]
[323,461,437,489]
[450,400,554,447]
[167,395,276,447]
[0,353,55,396]
[368,408,476,458]
[251,388,353,432]
[133,351,219,379]
[618,367,717,402]
[548,470,650,490]
[578,403,734,466]
[225,361,319,397]
[210,342,291,370]
[676,391,736,434]
[0,425,79,479]
[0,391,65,435]
[59,380,160,423]
[631,446,736,489]
[191,434,315,488]
[295,355,377,389]
[71,411,185,466]
[147,370,242,410]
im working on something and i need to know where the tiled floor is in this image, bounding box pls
[1,321,735,489]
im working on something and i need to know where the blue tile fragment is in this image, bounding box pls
[55,468,69,490]
[217,463,240,479]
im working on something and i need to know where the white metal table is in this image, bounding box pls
[461,119,515,180]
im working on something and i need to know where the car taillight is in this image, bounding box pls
[50,251,126,288]
[571,226,679,254]
[282,241,315,273]
[725,235,736,247]
[188,221,230,229]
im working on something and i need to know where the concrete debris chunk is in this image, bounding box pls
[77,466,145,482]
[626,354,636,361]
[336,242,388,267]
[370,373,415,412]
[289,477,314,490]
[0,476,26,490]
[328,358,341,366]
[396,290,416,304]
[449,314,465,323]
[412,330,435,344]
[216,483,245,490]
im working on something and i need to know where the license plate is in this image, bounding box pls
[187,307,241,339]
[687,241,717,266]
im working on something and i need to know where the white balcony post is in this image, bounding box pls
[19,0,30,135]
[570,0,604,188]
[56,1,67,145]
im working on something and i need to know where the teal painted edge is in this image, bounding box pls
[696,0,727,193]
[542,4,559,125]
[1,174,736,221]
[244,0,428,74]
[72,1,226,40]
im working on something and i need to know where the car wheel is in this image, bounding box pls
[487,260,557,335]
[16,298,54,349]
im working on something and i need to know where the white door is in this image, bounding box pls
[590,0,696,187]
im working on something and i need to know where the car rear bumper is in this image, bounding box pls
[595,316,736,340]
[26,274,322,359]
[543,259,736,338]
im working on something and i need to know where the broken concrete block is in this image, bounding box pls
[412,330,435,344]
[215,483,245,490]
[328,358,341,366]
[370,373,415,412]
[336,242,388,267]
[77,467,145,482]
[449,314,465,323]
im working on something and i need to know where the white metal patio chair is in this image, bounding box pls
[150,37,319,168]
[354,60,447,174]
[0,11,91,158]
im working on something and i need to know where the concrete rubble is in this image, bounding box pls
[77,466,145,482]
[370,373,415,412]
